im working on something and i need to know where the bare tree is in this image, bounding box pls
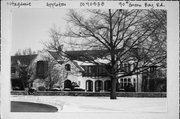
[14,48,37,56]
[45,9,166,99]
[139,10,166,92]
[44,56,65,90]
[63,9,166,99]
[28,54,65,90]
[43,26,64,52]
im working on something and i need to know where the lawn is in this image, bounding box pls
[11,101,58,112]
[11,95,167,112]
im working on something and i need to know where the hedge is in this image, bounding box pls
[11,91,166,97]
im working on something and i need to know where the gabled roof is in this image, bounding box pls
[48,51,63,61]
[65,50,109,61]
[11,48,138,67]
[71,60,85,72]
[11,54,37,67]
[48,48,138,62]
[65,48,138,61]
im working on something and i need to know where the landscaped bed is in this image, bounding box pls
[11,101,58,112]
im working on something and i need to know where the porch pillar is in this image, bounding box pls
[85,80,87,92]
[93,81,95,92]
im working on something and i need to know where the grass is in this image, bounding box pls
[11,101,58,112]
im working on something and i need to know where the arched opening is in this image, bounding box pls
[65,64,71,71]
[64,80,72,89]
[86,80,93,91]
[104,80,111,91]
[95,80,103,92]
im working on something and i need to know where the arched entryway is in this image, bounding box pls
[86,80,93,91]
[64,80,72,89]
[95,80,103,92]
[104,80,111,91]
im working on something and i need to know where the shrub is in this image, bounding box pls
[38,86,46,91]
[72,87,85,91]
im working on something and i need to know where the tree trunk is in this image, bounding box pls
[108,9,117,100]
[110,76,117,99]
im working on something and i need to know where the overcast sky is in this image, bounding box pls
[12,8,68,55]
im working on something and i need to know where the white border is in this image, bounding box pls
[1,1,179,119]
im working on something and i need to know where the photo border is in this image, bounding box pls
[1,1,179,119]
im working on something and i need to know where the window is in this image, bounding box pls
[95,80,103,92]
[88,66,92,74]
[82,65,107,77]
[65,64,71,71]
[78,81,81,86]
[11,67,16,73]
[119,78,135,92]
[120,79,124,89]
[128,63,131,72]
[36,61,48,78]
[86,80,93,91]
[124,78,127,87]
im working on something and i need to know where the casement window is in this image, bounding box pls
[82,65,108,77]
[65,64,71,71]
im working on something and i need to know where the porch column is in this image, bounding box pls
[93,81,95,92]
[85,80,87,92]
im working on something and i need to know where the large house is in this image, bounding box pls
[11,49,166,92]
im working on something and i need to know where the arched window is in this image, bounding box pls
[95,80,103,92]
[65,64,71,71]
[86,80,93,91]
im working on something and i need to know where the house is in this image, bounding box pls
[11,50,165,92]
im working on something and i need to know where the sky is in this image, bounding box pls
[12,8,69,55]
